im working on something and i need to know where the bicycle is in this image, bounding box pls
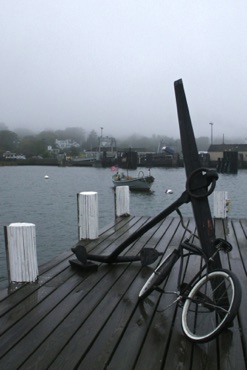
[138,211,242,343]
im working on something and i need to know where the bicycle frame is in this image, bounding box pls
[162,240,220,303]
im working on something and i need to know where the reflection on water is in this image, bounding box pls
[0,166,246,287]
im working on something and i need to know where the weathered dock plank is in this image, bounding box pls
[0,216,246,370]
[214,218,247,370]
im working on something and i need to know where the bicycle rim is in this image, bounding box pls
[138,250,179,300]
[181,269,241,342]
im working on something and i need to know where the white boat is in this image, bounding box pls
[112,170,154,191]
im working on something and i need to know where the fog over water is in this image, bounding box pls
[1,1,247,141]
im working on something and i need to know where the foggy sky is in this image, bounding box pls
[1,1,247,141]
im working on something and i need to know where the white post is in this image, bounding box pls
[214,191,229,218]
[5,223,38,283]
[78,191,99,240]
[115,186,130,217]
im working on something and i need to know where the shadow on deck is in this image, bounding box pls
[0,216,247,369]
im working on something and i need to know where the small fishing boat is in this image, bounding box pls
[112,170,155,191]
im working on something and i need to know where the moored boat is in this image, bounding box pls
[112,170,154,191]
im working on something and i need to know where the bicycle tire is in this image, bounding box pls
[181,269,242,342]
[139,250,179,300]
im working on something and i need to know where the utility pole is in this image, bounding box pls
[209,122,213,144]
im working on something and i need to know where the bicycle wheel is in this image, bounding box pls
[182,269,242,342]
[139,250,179,300]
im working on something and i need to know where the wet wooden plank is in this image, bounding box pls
[1,265,123,368]
[140,228,217,370]
[134,266,192,370]
[1,217,151,367]
[77,218,183,370]
[215,219,247,369]
[225,219,247,366]
[0,265,76,336]
[0,257,74,317]
[0,216,139,315]
[0,216,246,369]
[20,217,179,370]
[0,217,134,303]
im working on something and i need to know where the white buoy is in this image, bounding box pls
[44,175,49,179]
[165,189,173,194]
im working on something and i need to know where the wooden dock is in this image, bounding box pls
[0,215,247,369]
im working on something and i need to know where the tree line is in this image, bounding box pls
[0,122,210,159]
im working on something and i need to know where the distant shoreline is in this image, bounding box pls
[0,159,59,166]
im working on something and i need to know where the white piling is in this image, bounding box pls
[214,191,230,219]
[78,191,99,239]
[115,186,130,217]
[5,223,38,283]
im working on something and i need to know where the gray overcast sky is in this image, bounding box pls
[1,1,247,140]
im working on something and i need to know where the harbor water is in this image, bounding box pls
[0,166,247,288]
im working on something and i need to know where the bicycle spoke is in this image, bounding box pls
[181,270,241,342]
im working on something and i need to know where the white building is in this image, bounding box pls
[55,139,80,149]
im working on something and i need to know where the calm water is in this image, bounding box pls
[1,166,247,288]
